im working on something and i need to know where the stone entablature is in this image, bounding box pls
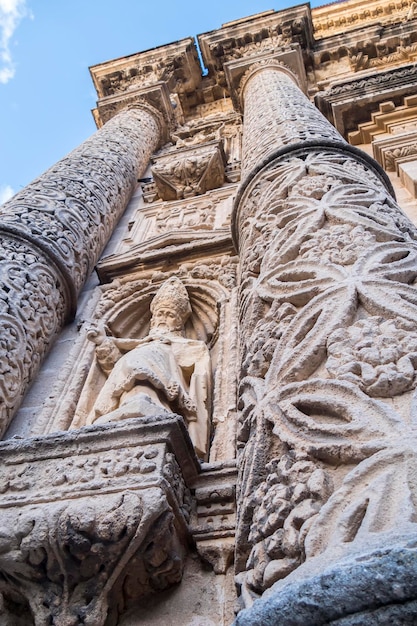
[311,0,416,40]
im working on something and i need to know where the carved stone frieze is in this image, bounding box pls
[198,5,314,89]
[315,64,417,137]
[151,140,226,201]
[91,39,201,98]
[90,39,201,125]
[312,0,417,40]
[0,416,199,625]
[95,184,235,276]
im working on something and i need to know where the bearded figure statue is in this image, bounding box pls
[85,277,211,458]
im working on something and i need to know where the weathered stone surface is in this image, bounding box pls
[233,55,417,611]
[0,104,164,436]
[6,2,417,624]
[0,416,199,625]
[235,543,417,625]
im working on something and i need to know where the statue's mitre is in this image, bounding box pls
[150,277,192,322]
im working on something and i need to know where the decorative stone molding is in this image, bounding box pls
[95,185,235,281]
[372,133,417,172]
[349,95,417,145]
[312,0,417,40]
[0,105,163,436]
[0,416,199,625]
[315,64,417,137]
[90,39,202,123]
[91,39,201,98]
[198,5,313,89]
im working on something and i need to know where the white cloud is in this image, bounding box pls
[0,0,30,84]
[0,184,14,204]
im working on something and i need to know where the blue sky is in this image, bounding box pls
[0,0,322,203]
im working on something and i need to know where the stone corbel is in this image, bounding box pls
[0,416,199,625]
[189,462,237,575]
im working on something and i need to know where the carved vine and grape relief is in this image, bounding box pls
[236,149,417,603]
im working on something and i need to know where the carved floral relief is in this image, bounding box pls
[235,147,417,604]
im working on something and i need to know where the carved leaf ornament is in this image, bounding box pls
[238,150,417,596]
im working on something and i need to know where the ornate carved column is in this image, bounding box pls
[233,59,417,623]
[0,103,164,436]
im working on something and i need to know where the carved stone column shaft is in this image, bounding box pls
[234,62,417,622]
[239,63,341,184]
[0,105,162,435]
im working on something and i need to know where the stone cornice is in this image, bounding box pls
[312,0,417,40]
[90,38,202,99]
[315,64,417,137]
[197,4,313,87]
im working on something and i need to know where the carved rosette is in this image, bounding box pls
[0,416,198,625]
[0,105,163,435]
[234,58,417,617]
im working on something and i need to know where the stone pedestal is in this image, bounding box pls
[0,415,199,625]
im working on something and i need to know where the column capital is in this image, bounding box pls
[90,37,203,131]
[92,83,172,145]
[224,45,307,112]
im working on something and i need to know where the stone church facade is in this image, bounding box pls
[2,0,417,623]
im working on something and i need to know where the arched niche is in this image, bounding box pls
[71,273,230,432]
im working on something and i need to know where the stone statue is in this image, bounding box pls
[86,277,211,457]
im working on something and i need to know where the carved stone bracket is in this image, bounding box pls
[151,140,226,201]
[0,416,200,625]
[189,462,237,575]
